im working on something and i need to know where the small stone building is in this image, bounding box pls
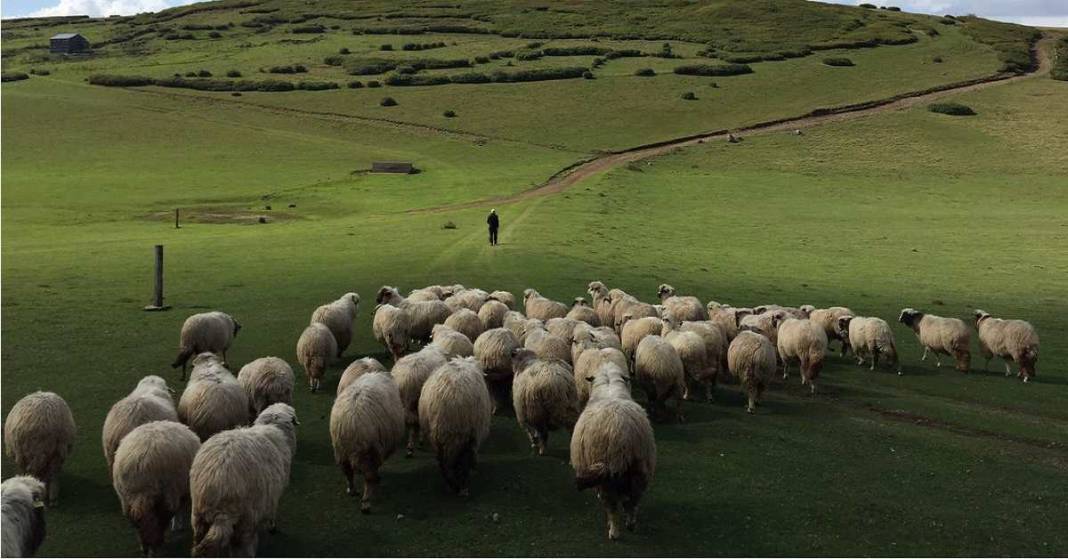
[50,33,90,54]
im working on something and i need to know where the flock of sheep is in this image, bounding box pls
[1,282,1041,556]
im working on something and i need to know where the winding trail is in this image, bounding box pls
[414,37,1054,215]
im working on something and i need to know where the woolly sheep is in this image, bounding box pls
[337,357,388,396]
[102,375,178,475]
[727,331,776,413]
[738,311,785,346]
[474,327,521,413]
[586,281,615,327]
[444,308,483,343]
[190,404,298,557]
[389,346,448,456]
[754,304,808,320]
[236,357,295,416]
[570,362,656,540]
[656,284,708,322]
[835,316,900,374]
[502,310,528,341]
[377,286,451,343]
[774,318,828,393]
[572,324,623,365]
[3,391,76,505]
[445,288,489,313]
[567,298,601,326]
[177,353,250,441]
[523,288,569,321]
[898,308,971,372]
[1,476,46,558]
[660,315,712,402]
[974,310,1039,381]
[609,293,658,334]
[573,346,628,406]
[487,290,516,310]
[112,420,200,555]
[620,316,664,364]
[430,324,474,358]
[373,303,410,362]
[546,317,582,344]
[171,311,241,380]
[296,322,338,392]
[524,327,572,365]
[418,357,493,496]
[807,306,854,355]
[310,292,360,358]
[511,348,580,455]
[478,299,510,330]
[634,335,686,422]
[707,303,740,340]
[407,288,442,302]
[330,371,405,513]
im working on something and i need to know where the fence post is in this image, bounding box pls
[175,208,180,229]
[144,244,171,311]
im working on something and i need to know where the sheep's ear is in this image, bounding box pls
[585,375,595,383]
[292,416,300,426]
[33,498,45,509]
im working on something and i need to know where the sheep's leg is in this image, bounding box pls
[623,496,640,532]
[598,492,623,541]
[234,529,257,558]
[870,350,879,371]
[536,428,548,456]
[921,347,929,361]
[746,388,757,414]
[704,381,714,403]
[1004,360,1012,377]
[523,426,538,451]
[934,351,943,368]
[782,361,789,380]
[406,426,418,458]
[47,479,60,506]
[360,465,380,514]
[341,461,356,497]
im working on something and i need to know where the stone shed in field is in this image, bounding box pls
[50,33,90,54]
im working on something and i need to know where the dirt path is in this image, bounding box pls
[414,37,1054,215]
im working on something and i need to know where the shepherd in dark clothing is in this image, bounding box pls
[487,209,499,246]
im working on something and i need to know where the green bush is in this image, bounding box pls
[226,70,242,77]
[339,47,350,54]
[347,80,364,88]
[673,63,753,76]
[604,49,644,60]
[208,31,222,38]
[443,110,457,117]
[88,74,152,86]
[1052,37,1068,81]
[634,68,655,76]
[488,66,588,83]
[367,80,382,88]
[385,73,449,86]
[449,72,492,84]
[681,91,697,100]
[1,72,30,82]
[291,24,325,34]
[474,56,490,64]
[515,49,543,61]
[932,56,943,64]
[29,68,51,76]
[184,71,198,77]
[198,69,213,77]
[582,70,594,79]
[928,102,976,116]
[939,17,957,25]
[297,80,339,90]
[822,57,855,67]
[323,55,344,66]
[267,64,307,74]
[859,2,876,7]
[395,65,417,75]
[380,44,393,51]
[380,96,397,106]
[542,46,610,56]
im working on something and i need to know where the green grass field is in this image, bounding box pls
[2,0,1067,556]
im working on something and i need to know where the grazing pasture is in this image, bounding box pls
[2,0,1066,556]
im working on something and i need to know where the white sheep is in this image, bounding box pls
[503,310,528,341]
[524,327,572,365]
[389,346,447,456]
[330,371,405,513]
[609,292,658,334]
[444,308,483,343]
[190,404,298,557]
[620,315,664,365]
[310,292,360,358]
[522,288,569,321]
[546,317,582,344]
[445,288,489,313]
[377,286,451,344]
[478,299,510,330]
[898,308,971,372]
[372,303,411,363]
[774,318,828,393]
[236,357,295,415]
[473,327,521,413]
[102,375,178,475]
[177,353,250,441]
[586,281,615,327]
[660,314,711,402]
[511,348,580,455]
[835,316,900,374]
[656,284,708,322]
[171,311,241,380]
[430,324,474,358]
[974,310,1040,381]
[296,322,338,392]
[567,298,601,326]
[572,324,623,366]
[418,357,493,496]
[753,304,808,320]
[487,290,516,310]
[738,311,782,345]
[112,420,201,556]
[806,306,854,355]
[634,335,686,422]
[727,331,776,413]
[1,476,46,558]
[573,346,628,407]
[337,357,387,396]
[3,391,76,505]
[706,303,740,340]
[570,362,656,540]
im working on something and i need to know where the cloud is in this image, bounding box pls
[28,0,197,17]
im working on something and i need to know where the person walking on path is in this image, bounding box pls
[487,209,500,246]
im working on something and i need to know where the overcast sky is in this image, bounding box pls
[2,0,1066,26]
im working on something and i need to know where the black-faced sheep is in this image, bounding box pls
[390,346,448,456]
[418,357,493,496]
[373,303,410,362]
[112,420,201,556]
[473,327,521,413]
[103,375,178,475]
[296,322,338,392]
[3,391,76,505]
[478,299,510,330]
[330,371,405,513]
[177,353,250,441]
[310,292,360,358]
[657,284,708,322]
[430,324,474,358]
[444,308,483,343]
[727,331,776,413]
[807,306,854,355]
[1,476,46,557]
[510,348,580,455]
[774,318,828,393]
[171,311,241,380]
[237,357,295,415]
[570,362,656,540]
[190,404,298,557]
[835,316,900,374]
[634,335,686,422]
[974,310,1039,381]
[898,308,971,372]
[523,289,569,321]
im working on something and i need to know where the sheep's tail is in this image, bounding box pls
[171,346,194,369]
[576,462,609,491]
[192,516,235,557]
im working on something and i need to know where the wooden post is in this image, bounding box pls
[144,244,171,311]
[175,208,180,229]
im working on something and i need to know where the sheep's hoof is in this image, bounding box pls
[608,530,621,541]
[360,503,372,514]
[457,488,470,498]
[1023,377,1030,383]
[897,370,903,376]
[405,449,414,459]
[746,407,755,414]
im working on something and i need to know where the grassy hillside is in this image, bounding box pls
[2,0,1065,556]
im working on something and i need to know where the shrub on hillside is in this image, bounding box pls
[88,74,152,86]
[1052,37,1068,81]
[449,72,492,83]
[859,2,876,7]
[267,64,307,74]
[226,70,242,77]
[475,55,490,64]
[385,73,449,86]
[634,68,655,76]
[604,49,644,60]
[380,44,393,51]
[339,47,350,54]
[208,31,222,38]
[347,80,364,88]
[542,46,611,56]
[443,110,456,117]
[297,80,339,90]
[198,69,213,77]
[822,57,855,67]
[681,91,697,100]
[367,80,382,87]
[380,96,397,106]
[1,72,30,82]
[29,68,51,76]
[515,49,543,61]
[291,24,325,34]
[324,55,344,66]
[673,63,752,76]
[928,102,975,116]
[583,70,594,79]
[488,66,588,83]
